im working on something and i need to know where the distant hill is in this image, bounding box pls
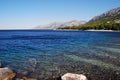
[59,7,120,30]
[35,20,86,29]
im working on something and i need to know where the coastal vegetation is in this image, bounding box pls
[58,20,120,30]
[58,7,120,30]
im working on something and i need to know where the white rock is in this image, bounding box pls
[61,73,87,80]
[0,67,16,80]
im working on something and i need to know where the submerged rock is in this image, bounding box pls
[16,77,37,80]
[0,63,1,68]
[61,73,87,80]
[0,67,16,80]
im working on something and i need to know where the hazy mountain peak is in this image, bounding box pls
[35,20,86,29]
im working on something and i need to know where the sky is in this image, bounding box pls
[0,0,120,29]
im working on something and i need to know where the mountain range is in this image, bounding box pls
[35,20,86,29]
[35,7,120,30]
[59,7,120,30]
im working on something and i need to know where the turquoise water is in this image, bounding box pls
[0,30,120,79]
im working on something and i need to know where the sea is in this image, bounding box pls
[0,30,120,79]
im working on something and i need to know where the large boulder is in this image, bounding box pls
[0,67,16,80]
[61,73,87,80]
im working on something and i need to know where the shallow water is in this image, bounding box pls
[0,30,120,79]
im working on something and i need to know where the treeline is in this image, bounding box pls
[58,14,120,30]
[58,22,120,30]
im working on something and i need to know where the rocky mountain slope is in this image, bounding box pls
[35,20,86,29]
[90,7,120,22]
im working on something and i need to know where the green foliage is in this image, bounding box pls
[58,14,120,30]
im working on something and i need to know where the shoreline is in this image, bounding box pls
[85,29,114,32]
[57,29,120,32]
[0,29,120,32]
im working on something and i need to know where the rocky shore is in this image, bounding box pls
[0,67,16,80]
[0,67,87,80]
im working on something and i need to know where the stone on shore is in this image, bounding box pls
[61,73,87,80]
[0,67,16,80]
